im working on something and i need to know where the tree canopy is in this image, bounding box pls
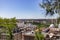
[40,0,60,16]
[0,17,17,40]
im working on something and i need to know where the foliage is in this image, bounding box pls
[39,0,60,28]
[35,31,44,40]
[57,17,60,24]
[40,0,60,16]
[32,22,49,28]
[0,17,17,40]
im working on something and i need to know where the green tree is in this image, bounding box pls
[35,31,44,40]
[4,17,17,40]
[40,0,60,25]
[40,0,60,15]
[0,17,17,40]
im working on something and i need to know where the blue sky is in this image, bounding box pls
[0,0,58,19]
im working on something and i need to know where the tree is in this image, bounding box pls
[57,17,60,24]
[40,0,60,15]
[0,17,17,40]
[35,31,44,40]
[4,17,17,40]
[40,0,60,25]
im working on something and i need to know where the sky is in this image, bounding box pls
[0,0,58,19]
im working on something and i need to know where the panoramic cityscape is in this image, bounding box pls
[0,0,60,40]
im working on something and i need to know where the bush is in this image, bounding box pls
[35,31,44,40]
